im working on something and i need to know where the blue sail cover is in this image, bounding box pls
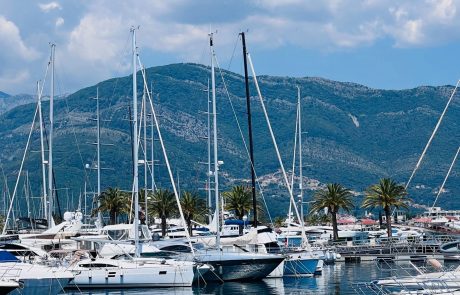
[0,250,20,262]
[224,219,245,225]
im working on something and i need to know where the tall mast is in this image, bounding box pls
[37,81,48,220]
[143,76,148,225]
[206,79,212,224]
[84,181,87,223]
[48,43,55,228]
[240,32,257,228]
[150,96,155,195]
[131,27,140,257]
[210,32,220,247]
[96,87,102,226]
[297,86,307,245]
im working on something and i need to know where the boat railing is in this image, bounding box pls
[329,234,456,247]
[331,235,453,255]
[350,282,391,294]
[0,264,21,280]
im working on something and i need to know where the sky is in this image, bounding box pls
[2,0,460,95]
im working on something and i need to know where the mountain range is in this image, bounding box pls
[0,63,458,219]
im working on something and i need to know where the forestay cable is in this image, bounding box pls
[405,80,459,190]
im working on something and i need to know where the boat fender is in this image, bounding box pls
[427,258,442,270]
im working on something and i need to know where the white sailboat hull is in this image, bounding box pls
[0,262,73,295]
[69,258,195,288]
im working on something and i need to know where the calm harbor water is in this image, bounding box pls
[62,261,394,295]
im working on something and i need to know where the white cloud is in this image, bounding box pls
[34,0,460,89]
[4,0,460,93]
[55,17,64,27]
[0,70,30,88]
[0,16,40,93]
[429,0,456,24]
[39,2,62,12]
[0,16,39,61]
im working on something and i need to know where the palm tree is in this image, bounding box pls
[306,213,321,226]
[362,178,409,237]
[149,189,177,237]
[93,187,130,225]
[180,191,207,236]
[223,185,263,234]
[310,183,354,241]
[273,216,284,228]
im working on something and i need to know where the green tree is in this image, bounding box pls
[149,189,177,237]
[180,191,207,236]
[273,216,284,228]
[310,183,354,240]
[93,187,130,225]
[223,185,262,234]
[305,213,318,226]
[362,178,409,237]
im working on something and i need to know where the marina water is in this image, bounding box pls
[63,261,412,295]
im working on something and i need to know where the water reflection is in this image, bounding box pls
[65,288,194,295]
[195,279,284,295]
[64,262,455,295]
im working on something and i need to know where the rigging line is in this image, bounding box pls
[139,81,158,189]
[431,146,460,209]
[247,52,302,225]
[54,67,95,197]
[227,34,241,71]
[6,60,52,225]
[0,163,13,224]
[405,80,459,190]
[214,54,273,225]
[137,54,195,255]
[41,124,64,220]
[288,101,300,223]
[2,104,39,235]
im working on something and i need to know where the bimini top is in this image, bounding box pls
[0,250,20,262]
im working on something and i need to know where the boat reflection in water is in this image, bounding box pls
[64,287,194,295]
[64,279,285,295]
[200,278,285,295]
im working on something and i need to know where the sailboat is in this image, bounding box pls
[0,250,74,295]
[272,87,319,277]
[68,28,197,289]
[165,31,284,282]
[8,44,83,253]
[73,31,284,283]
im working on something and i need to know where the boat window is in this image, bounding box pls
[159,245,191,253]
[140,252,174,258]
[0,245,38,257]
[79,263,116,268]
[0,244,27,250]
[264,242,281,254]
[106,230,129,240]
[257,227,273,234]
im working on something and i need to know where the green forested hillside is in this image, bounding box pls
[0,63,458,219]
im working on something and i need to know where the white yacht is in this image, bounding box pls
[0,250,74,295]
[68,256,196,288]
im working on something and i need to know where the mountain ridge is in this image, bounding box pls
[0,62,458,218]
